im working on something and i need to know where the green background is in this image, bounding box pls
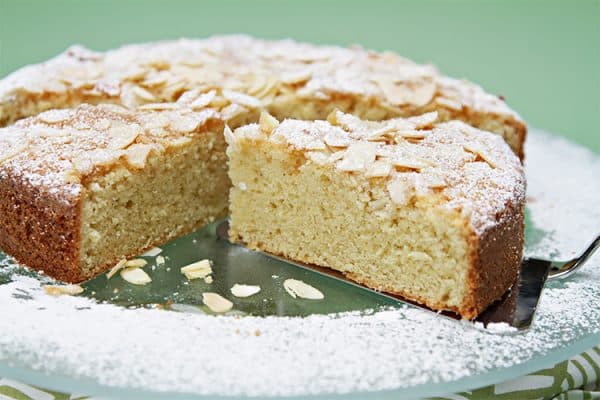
[0,0,598,153]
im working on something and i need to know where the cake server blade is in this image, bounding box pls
[217,221,599,331]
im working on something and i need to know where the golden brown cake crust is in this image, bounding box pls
[0,170,83,282]
[0,35,526,158]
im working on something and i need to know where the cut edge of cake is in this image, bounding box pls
[226,111,525,319]
[0,104,227,282]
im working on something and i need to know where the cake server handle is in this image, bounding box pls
[546,234,600,280]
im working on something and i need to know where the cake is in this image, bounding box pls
[0,35,526,158]
[227,111,525,318]
[0,36,527,318]
[0,104,227,282]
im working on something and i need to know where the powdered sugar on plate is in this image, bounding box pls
[0,129,598,398]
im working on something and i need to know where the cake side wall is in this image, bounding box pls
[462,198,525,319]
[0,168,83,282]
[78,130,230,279]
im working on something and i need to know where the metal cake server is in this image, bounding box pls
[217,221,599,330]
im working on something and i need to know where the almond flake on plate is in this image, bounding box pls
[283,279,324,300]
[181,259,213,280]
[120,267,152,285]
[125,258,148,268]
[202,292,233,313]
[230,284,261,298]
[43,284,84,297]
[107,258,127,279]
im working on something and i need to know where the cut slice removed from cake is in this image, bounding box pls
[0,104,228,282]
[227,111,525,319]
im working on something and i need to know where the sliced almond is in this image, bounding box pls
[38,109,71,124]
[336,142,377,172]
[222,90,263,109]
[125,143,154,169]
[132,85,157,102]
[223,125,236,145]
[230,284,261,298]
[259,111,279,135]
[43,284,84,296]
[283,279,324,300]
[107,258,127,279]
[394,129,430,139]
[202,292,233,313]
[93,118,112,131]
[138,102,179,111]
[388,178,414,205]
[365,159,392,178]
[107,123,140,150]
[125,259,148,268]
[463,144,498,168]
[181,259,213,280]
[120,267,152,285]
[324,132,351,148]
[190,90,217,109]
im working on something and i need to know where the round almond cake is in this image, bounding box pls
[0,35,526,318]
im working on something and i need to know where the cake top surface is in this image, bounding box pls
[0,35,522,125]
[231,110,525,234]
[0,104,222,201]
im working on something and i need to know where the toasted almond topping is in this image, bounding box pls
[283,279,324,300]
[280,70,311,85]
[125,143,154,169]
[141,247,162,257]
[93,118,112,131]
[324,132,351,148]
[181,259,213,280]
[220,103,249,121]
[407,111,439,129]
[387,178,413,205]
[38,109,71,124]
[336,142,377,172]
[434,97,462,111]
[223,125,235,145]
[120,267,152,285]
[463,144,498,168]
[190,90,217,109]
[259,111,280,134]
[107,258,127,279]
[395,130,430,139]
[365,159,392,178]
[43,284,84,296]
[230,284,261,298]
[169,115,202,133]
[138,102,179,111]
[125,259,148,268]
[132,85,157,102]
[107,123,140,150]
[392,157,430,170]
[222,90,263,109]
[202,292,233,313]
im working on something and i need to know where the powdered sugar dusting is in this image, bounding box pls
[0,129,598,398]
